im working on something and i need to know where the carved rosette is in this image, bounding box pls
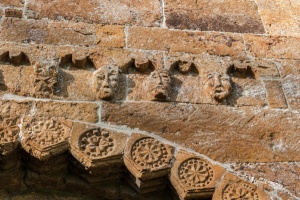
[223,183,259,200]
[21,117,72,160]
[124,134,174,181]
[131,137,169,169]
[178,158,214,189]
[78,128,115,158]
[212,173,270,200]
[170,150,226,199]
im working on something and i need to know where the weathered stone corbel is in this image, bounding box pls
[69,123,128,184]
[212,172,270,200]
[169,150,225,199]
[124,133,174,193]
[21,117,72,161]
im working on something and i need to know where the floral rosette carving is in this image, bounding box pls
[0,117,19,144]
[23,118,68,149]
[223,183,259,200]
[131,137,169,169]
[178,158,214,188]
[79,128,115,158]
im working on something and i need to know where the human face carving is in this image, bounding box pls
[93,66,119,100]
[203,72,231,101]
[145,69,171,101]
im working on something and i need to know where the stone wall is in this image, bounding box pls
[0,0,299,199]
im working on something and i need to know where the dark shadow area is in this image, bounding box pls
[59,54,96,71]
[170,61,199,76]
[227,62,255,79]
[55,69,75,98]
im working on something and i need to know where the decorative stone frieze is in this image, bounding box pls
[169,150,226,199]
[69,123,128,183]
[212,173,270,200]
[21,117,72,160]
[33,61,58,98]
[0,51,30,66]
[124,133,174,193]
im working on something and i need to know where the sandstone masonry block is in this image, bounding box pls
[102,102,300,162]
[244,34,300,59]
[47,22,96,46]
[35,101,98,123]
[128,27,246,58]
[0,18,48,43]
[96,25,125,48]
[5,8,22,18]
[26,0,161,26]
[255,0,300,37]
[165,0,265,34]
[264,80,287,108]
[0,0,23,7]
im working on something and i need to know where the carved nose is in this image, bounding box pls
[213,76,222,87]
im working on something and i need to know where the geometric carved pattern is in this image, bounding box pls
[178,158,214,188]
[0,117,19,143]
[131,137,169,169]
[223,183,259,200]
[23,118,67,149]
[79,128,114,158]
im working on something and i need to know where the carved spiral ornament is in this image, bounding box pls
[131,137,169,169]
[222,183,259,200]
[178,158,214,188]
[79,128,114,158]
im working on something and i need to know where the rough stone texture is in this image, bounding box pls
[128,27,246,58]
[255,0,300,37]
[165,0,265,33]
[35,101,98,123]
[5,8,23,18]
[0,0,298,199]
[264,80,288,108]
[102,102,300,163]
[244,34,300,59]
[96,25,125,48]
[278,59,300,110]
[0,19,48,43]
[0,0,23,7]
[229,162,300,198]
[212,172,270,200]
[26,0,161,26]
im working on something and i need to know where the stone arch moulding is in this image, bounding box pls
[0,118,271,200]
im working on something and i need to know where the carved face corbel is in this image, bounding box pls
[93,65,120,100]
[144,69,171,101]
[33,61,58,98]
[202,71,232,101]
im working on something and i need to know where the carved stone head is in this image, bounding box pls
[144,69,171,101]
[93,66,120,100]
[203,72,231,101]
